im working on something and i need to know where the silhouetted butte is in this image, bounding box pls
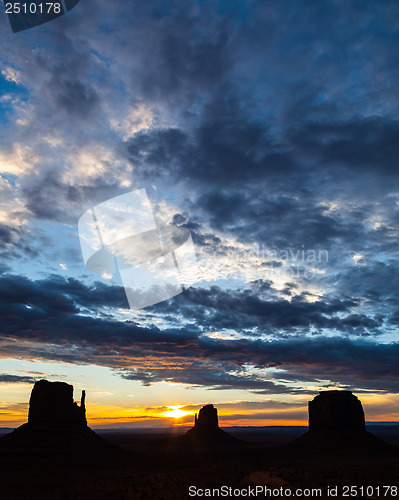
[292,390,388,449]
[0,380,117,456]
[184,404,238,446]
[29,380,87,426]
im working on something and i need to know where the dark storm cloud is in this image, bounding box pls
[31,29,104,120]
[0,273,129,315]
[329,261,399,304]
[0,374,38,384]
[126,109,399,203]
[0,273,199,347]
[109,0,238,107]
[0,272,397,392]
[52,78,100,118]
[133,18,234,103]
[151,285,381,335]
[0,224,39,262]
[195,189,369,249]
[0,224,18,248]
[289,118,399,177]
[2,270,382,341]
[126,111,295,188]
[119,365,294,393]
[22,170,123,223]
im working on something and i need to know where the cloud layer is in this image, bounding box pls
[0,0,399,399]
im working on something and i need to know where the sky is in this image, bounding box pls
[1,0,399,428]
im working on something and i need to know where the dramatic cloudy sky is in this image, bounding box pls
[1,0,399,428]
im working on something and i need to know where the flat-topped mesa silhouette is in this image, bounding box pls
[292,390,388,450]
[0,380,118,456]
[28,380,87,426]
[309,390,365,433]
[184,404,238,445]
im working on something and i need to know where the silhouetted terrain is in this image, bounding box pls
[1,385,399,499]
[291,391,390,450]
[182,404,239,446]
[1,425,399,499]
[0,380,118,457]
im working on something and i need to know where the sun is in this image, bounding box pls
[163,405,191,419]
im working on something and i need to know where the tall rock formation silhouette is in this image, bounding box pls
[184,404,238,446]
[292,390,388,449]
[0,380,117,456]
[28,380,87,426]
[194,404,218,431]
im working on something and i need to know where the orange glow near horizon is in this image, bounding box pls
[1,380,399,429]
[219,418,307,427]
[2,408,399,428]
[162,406,192,419]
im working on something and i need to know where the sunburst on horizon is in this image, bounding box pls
[163,405,191,419]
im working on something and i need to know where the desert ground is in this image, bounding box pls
[0,425,398,500]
